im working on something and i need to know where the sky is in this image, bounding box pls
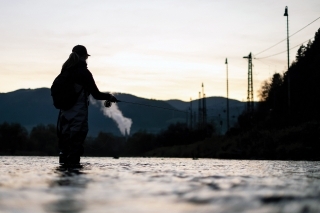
[0,0,319,101]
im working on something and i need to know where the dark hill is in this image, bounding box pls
[0,88,185,136]
[0,88,246,136]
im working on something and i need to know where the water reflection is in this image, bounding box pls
[46,166,89,213]
[1,157,320,213]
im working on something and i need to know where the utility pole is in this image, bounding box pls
[225,58,230,131]
[284,6,291,110]
[190,98,193,129]
[203,93,207,125]
[243,53,254,113]
[198,91,202,125]
[202,83,207,125]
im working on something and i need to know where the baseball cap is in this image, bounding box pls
[72,45,91,57]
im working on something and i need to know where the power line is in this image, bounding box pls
[255,16,320,56]
[254,58,277,67]
[256,37,314,59]
[255,38,287,57]
[289,16,320,38]
[116,100,188,114]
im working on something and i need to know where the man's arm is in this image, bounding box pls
[84,71,113,100]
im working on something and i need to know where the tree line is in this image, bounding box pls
[256,27,320,127]
[0,123,57,155]
[0,122,214,157]
[236,28,320,130]
[217,28,320,160]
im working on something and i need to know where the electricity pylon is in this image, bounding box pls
[243,53,254,113]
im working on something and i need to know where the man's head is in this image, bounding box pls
[72,45,90,58]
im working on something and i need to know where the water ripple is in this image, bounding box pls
[0,157,320,213]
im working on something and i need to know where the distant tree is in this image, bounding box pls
[85,132,125,156]
[0,122,28,154]
[156,122,214,147]
[29,124,58,155]
[258,80,271,102]
[296,44,307,61]
[259,73,283,104]
[123,131,156,156]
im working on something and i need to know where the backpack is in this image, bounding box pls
[51,69,83,110]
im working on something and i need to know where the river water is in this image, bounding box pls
[0,156,320,213]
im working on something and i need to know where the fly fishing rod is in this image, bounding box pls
[104,100,188,114]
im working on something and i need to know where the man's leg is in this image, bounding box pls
[58,115,70,164]
[67,131,87,165]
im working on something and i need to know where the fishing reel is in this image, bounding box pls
[104,100,112,108]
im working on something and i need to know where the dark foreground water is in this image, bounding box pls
[0,157,320,213]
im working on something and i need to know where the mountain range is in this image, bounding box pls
[0,88,246,136]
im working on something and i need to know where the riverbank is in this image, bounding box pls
[145,121,320,161]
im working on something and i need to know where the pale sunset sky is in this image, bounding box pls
[0,0,319,101]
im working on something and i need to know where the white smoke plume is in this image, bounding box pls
[90,97,132,135]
